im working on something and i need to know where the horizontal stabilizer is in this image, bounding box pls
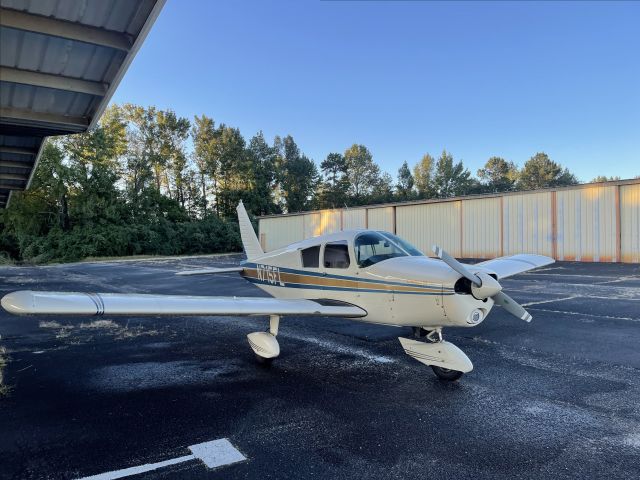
[176,267,244,276]
[1,290,367,318]
[474,254,555,279]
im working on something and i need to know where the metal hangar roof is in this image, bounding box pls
[0,0,166,208]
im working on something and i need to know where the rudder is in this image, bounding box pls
[236,201,264,260]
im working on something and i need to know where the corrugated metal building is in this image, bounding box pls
[259,179,640,263]
[0,0,166,208]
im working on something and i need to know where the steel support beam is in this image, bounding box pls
[0,7,132,51]
[0,172,29,181]
[0,146,37,156]
[0,182,27,191]
[0,160,32,168]
[0,106,88,131]
[0,66,107,96]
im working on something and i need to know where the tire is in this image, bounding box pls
[255,353,274,365]
[431,365,463,381]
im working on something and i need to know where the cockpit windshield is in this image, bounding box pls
[354,232,409,268]
[378,232,424,256]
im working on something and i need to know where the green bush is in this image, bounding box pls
[2,218,242,264]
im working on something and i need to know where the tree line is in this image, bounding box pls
[0,104,594,263]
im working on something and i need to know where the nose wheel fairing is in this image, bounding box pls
[248,315,281,362]
[398,336,473,374]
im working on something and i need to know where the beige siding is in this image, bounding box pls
[343,208,367,230]
[259,216,304,252]
[320,210,342,235]
[397,201,461,257]
[557,186,617,262]
[367,207,394,232]
[303,210,342,239]
[621,184,640,263]
[503,192,553,256]
[303,212,322,239]
[462,197,501,259]
[259,180,640,262]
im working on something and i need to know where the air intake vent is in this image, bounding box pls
[454,277,472,294]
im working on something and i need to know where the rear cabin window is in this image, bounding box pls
[323,241,350,269]
[301,245,321,268]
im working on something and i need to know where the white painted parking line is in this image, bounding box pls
[521,296,580,307]
[527,307,640,322]
[189,438,247,468]
[76,438,246,480]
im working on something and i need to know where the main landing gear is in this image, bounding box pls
[247,315,281,365]
[399,328,473,381]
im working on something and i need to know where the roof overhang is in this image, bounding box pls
[0,0,166,208]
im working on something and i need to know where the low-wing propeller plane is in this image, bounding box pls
[1,202,554,380]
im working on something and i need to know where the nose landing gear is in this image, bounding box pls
[399,327,472,381]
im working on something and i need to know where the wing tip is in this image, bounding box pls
[1,290,35,314]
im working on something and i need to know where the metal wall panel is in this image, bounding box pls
[259,216,304,252]
[396,201,461,257]
[303,212,322,239]
[298,210,342,238]
[462,197,501,259]
[320,210,342,235]
[621,184,640,263]
[259,180,640,262]
[343,208,366,230]
[503,192,553,256]
[367,207,394,232]
[557,186,617,262]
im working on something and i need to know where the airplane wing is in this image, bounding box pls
[473,254,555,279]
[176,267,244,276]
[1,291,367,318]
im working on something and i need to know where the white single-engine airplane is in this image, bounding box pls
[1,202,554,381]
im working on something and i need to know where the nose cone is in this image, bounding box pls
[1,290,36,315]
[471,272,502,299]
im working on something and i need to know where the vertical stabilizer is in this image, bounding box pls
[236,201,264,260]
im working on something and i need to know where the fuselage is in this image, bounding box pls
[240,230,494,328]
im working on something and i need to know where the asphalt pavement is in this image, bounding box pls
[0,256,639,480]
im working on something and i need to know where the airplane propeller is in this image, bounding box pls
[432,245,532,322]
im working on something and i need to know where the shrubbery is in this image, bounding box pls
[0,216,242,264]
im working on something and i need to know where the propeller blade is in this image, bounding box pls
[432,245,481,287]
[492,291,532,322]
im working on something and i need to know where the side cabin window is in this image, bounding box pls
[301,245,321,268]
[323,241,350,269]
[355,232,408,268]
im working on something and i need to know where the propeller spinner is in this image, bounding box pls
[432,245,532,322]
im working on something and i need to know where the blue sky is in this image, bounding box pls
[111,0,640,182]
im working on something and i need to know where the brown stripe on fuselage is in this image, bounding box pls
[241,268,444,294]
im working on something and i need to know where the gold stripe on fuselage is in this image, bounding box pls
[241,268,445,294]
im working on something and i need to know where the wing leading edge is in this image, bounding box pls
[1,290,367,318]
[474,254,555,279]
